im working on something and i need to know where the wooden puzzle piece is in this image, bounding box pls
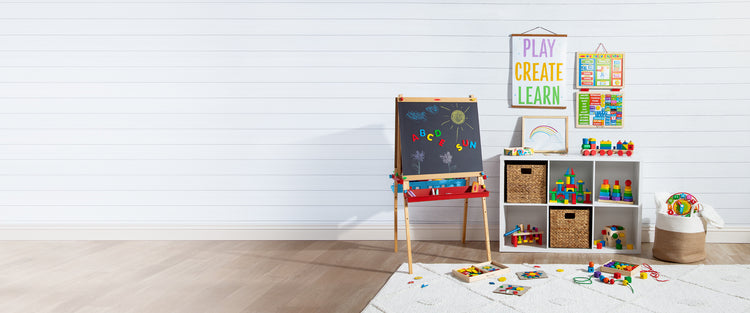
[516,270,549,280]
[493,284,531,296]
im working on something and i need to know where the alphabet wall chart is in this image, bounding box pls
[511,34,567,108]
[576,53,625,88]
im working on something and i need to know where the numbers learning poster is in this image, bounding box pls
[575,92,623,128]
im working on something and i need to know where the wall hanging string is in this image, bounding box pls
[520,26,559,35]
[594,43,608,53]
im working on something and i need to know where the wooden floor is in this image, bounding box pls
[0,241,747,313]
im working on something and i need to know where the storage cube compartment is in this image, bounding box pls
[548,161,594,205]
[593,206,640,251]
[549,207,591,248]
[503,205,548,250]
[452,261,511,283]
[594,161,639,205]
[505,161,547,203]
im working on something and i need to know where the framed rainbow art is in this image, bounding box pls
[522,116,568,154]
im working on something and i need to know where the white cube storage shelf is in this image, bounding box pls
[499,154,642,254]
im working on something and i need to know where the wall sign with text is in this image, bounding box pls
[511,34,567,108]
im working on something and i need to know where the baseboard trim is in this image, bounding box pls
[0,223,747,242]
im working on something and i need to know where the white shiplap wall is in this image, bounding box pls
[0,0,748,240]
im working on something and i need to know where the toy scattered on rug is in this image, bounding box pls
[504,224,543,247]
[549,168,591,204]
[516,270,548,280]
[493,284,531,296]
[600,260,641,277]
[407,276,424,284]
[666,192,700,217]
[574,261,635,293]
[504,147,534,156]
[581,138,634,156]
[452,261,510,283]
[640,263,669,282]
[598,179,634,204]
[601,225,631,250]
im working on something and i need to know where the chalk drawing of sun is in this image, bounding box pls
[440,104,474,140]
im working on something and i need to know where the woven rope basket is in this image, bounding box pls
[505,164,546,203]
[549,208,591,248]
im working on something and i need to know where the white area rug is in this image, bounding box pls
[363,263,750,313]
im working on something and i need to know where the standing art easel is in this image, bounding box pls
[392,95,492,274]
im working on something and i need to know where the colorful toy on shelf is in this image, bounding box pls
[505,224,543,247]
[549,168,591,204]
[602,225,627,249]
[503,147,534,156]
[598,179,634,204]
[666,192,700,217]
[581,138,634,156]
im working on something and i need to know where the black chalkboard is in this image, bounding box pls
[397,101,484,176]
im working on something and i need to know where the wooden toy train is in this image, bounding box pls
[581,138,634,156]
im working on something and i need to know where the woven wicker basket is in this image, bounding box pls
[505,164,547,203]
[549,208,591,248]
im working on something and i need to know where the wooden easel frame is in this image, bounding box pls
[393,95,492,274]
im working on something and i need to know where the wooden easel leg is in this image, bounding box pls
[481,197,491,262]
[394,186,399,252]
[403,198,413,274]
[461,198,469,243]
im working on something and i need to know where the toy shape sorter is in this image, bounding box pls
[549,168,591,204]
[598,179,634,204]
[601,225,627,249]
[452,261,510,283]
[504,224,543,247]
[581,138,634,156]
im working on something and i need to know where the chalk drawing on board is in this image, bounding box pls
[439,151,456,173]
[440,103,475,142]
[405,104,439,122]
[411,150,425,174]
